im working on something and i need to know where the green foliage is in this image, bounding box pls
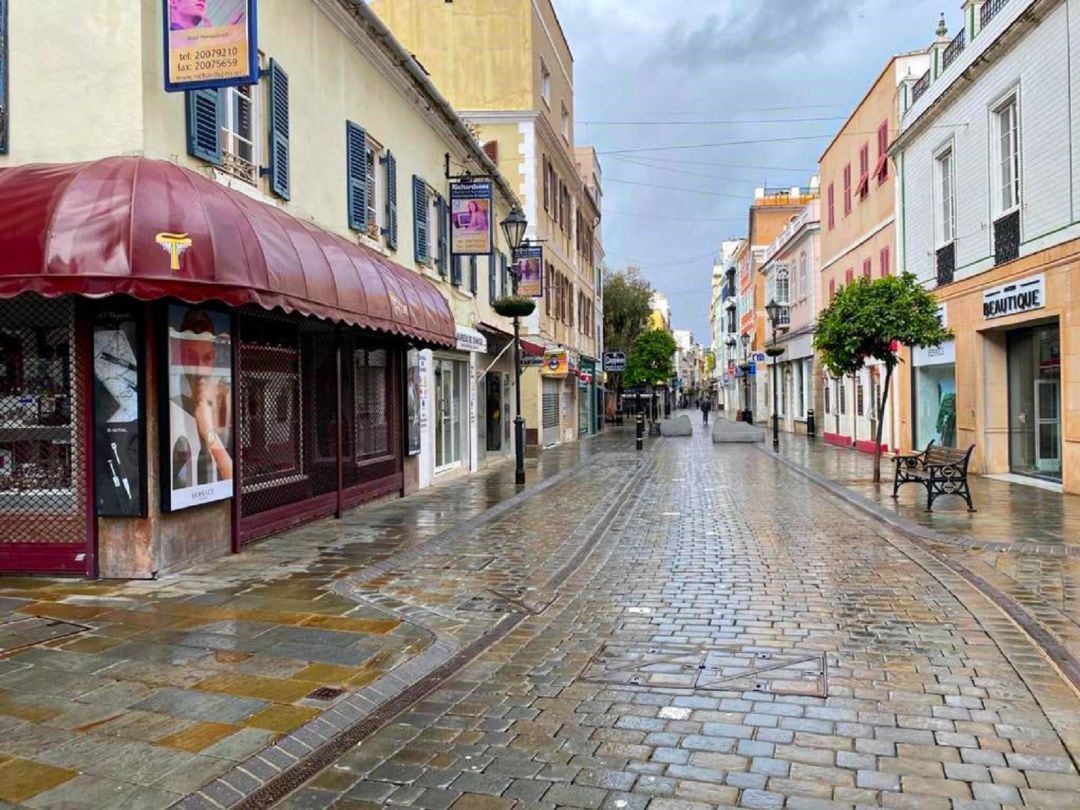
[602,267,654,353]
[624,329,677,389]
[813,272,951,377]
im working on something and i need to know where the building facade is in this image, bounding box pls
[894,0,1080,493]
[711,240,745,414]
[372,0,603,450]
[818,51,930,454]
[0,0,522,576]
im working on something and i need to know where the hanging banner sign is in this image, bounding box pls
[541,350,570,378]
[162,304,234,511]
[513,245,544,298]
[163,0,260,93]
[92,308,147,517]
[449,179,493,256]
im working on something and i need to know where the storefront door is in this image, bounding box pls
[486,373,502,452]
[1035,378,1061,473]
[1007,325,1061,480]
[435,358,466,470]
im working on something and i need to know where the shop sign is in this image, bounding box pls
[455,325,488,354]
[92,307,147,517]
[541,350,570,378]
[521,352,544,368]
[913,339,955,368]
[405,349,421,456]
[449,179,493,256]
[162,0,260,93]
[513,244,544,298]
[579,372,593,385]
[161,304,234,512]
[603,351,626,372]
[983,274,1045,320]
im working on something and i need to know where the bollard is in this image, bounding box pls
[636,413,644,451]
[807,408,816,438]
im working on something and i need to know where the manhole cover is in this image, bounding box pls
[306,686,346,701]
[0,617,90,655]
[581,642,827,697]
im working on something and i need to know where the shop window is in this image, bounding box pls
[355,348,391,461]
[914,361,957,449]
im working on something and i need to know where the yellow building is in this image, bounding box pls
[372,0,603,448]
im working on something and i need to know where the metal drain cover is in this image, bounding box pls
[581,642,827,697]
[0,617,90,655]
[306,686,346,701]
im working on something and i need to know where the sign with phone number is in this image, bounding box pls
[163,0,259,92]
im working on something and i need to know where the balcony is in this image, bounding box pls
[994,210,1020,265]
[912,70,931,104]
[942,29,965,71]
[935,242,955,286]
[981,0,1011,28]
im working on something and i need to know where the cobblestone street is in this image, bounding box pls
[260,422,1080,810]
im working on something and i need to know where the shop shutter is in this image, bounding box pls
[185,88,222,164]
[489,254,497,306]
[434,195,447,276]
[383,151,398,250]
[268,59,290,200]
[346,122,367,232]
[413,176,429,264]
[469,256,478,294]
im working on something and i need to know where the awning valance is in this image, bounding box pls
[0,158,455,347]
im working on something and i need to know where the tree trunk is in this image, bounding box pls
[872,364,893,485]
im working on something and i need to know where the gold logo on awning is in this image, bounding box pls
[155,232,192,271]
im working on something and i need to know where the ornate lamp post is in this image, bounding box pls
[724,335,736,414]
[764,299,786,452]
[739,332,751,423]
[499,207,529,486]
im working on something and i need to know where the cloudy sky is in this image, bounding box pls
[558,0,950,342]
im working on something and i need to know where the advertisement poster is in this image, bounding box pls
[163,304,233,511]
[449,179,493,256]
[92,310,145,516]
[406,349,421,456]
[541,350,570,378]
[513,245,543,298]
[163,0,259,92]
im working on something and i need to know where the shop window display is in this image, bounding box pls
[914,364,956,448]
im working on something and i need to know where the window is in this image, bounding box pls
[411,175,430,264]
[775,267,789,304]
[561,102,570,141]
[829,278,836,303]
[856,144,870,198]
[355,348,392,461]
[875,121,889,183]
[364,135,383,241]
[433,192,447,274]
[825,380,832,415]
[827,183,835,229]
[798,253,808,300]
[845,268,854,285]
[936,146,956,245]
[543,156,550,213]
[839,378,847,415]
[222,84,259,184]
[994,95,1020,215]
[843,164,852,215]
[856,377,865,417]
[862,258,871,279]
[540,59,551,106]
[879,246,891,277]
[796,361,807,418]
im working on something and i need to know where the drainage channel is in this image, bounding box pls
[230,446,661,809]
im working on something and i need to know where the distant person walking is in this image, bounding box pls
[700,398,712,425]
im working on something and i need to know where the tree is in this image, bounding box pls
[624,329,677,401]
[603,267,653,354]
[813,272,952,484]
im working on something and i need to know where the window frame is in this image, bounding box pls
[934,142,957,248]
[364,134,384,243]
[827,183,835,229]
[843,164,852,215]
[221,82,260,185]
[540,59,551,107]
[991,90,1021,218]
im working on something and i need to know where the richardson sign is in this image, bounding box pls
[983,274,1045,320]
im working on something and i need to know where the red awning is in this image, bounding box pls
[520,338,546,357]
[0,158,455,347]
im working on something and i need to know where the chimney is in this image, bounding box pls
[930,13,951,80]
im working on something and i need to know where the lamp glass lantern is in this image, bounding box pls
[500,206,528,253]
[765,298,781,327]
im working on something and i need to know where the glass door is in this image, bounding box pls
[1035,378,1061,474]
[1008,325,1061,480]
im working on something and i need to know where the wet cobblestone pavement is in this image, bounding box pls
[264,423,1080,810]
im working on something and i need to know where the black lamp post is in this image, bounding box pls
[740,333,751,423]
[764,298,786,452]
[724,335,736,414]
[500,206,529,486]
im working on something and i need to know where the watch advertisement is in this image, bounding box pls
[92,309,146,517]
[163,304,234,512]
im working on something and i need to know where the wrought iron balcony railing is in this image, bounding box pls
[994,210,1020,266]
[981,0,1010,28]
[935,242,955,286]
[912,70,931,104]
[943,29,965,71]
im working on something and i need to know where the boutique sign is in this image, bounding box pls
[983,274,1045,320]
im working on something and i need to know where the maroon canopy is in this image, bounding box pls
[0,157,455,347]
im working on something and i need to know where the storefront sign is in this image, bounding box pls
[162,304,234,512]
[163,0,260,93]
[983,274,1045,320]
[405,349,421,456]
[603,351,626,373]
[449,179,493,256]
[513,245,543,298]
[455,325,488,354]
[92,308,146,516]
[579,372,593,385]
[913,339,956,367]
[541,350,570,378]
[521,352,544,368]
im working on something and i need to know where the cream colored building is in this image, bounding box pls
[372,0,603,449]
[0,0,524,576]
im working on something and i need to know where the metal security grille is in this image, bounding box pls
[542,379,559,447]
[0,296,86,549]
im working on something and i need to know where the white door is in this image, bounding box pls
[1035,379,1061,474]
[542,379,559,447]
[435,359,461,470]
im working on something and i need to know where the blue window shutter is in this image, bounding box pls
[268,59,290,200]
[434,195,447,276]
[383,151,398,250]
[185,88,222,164]
[488,254,497,306]
[438,195,449,273]
[499,252,508,298]
[451,255,462,287]
[469,256,478,294]
[413,176,429,263]
[346,122,367,232]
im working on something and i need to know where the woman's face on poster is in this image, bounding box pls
[180,336,218,379]
[170,0,208,28]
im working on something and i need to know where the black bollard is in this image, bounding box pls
[636,413,644,452]
[807,408,816,439]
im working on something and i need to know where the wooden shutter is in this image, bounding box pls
[488,254,497,306]
[413,176,429,264]
[543,157,550,212]
[469,256,478,294]
[346,122,367,232]
[186,89,223,164]
[383,151,398,250]
[268,59,290,200]
[451,255,462,287]
[435,194,448,275]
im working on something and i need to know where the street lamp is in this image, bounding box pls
[724,335,736,414]
[739,332,751,423]
[500,206,529,486]
[764,298,786,452]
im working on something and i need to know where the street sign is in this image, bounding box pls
[603,351,626,372]
[752,352,767,363]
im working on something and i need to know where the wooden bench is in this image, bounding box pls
[892,442,976,512]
